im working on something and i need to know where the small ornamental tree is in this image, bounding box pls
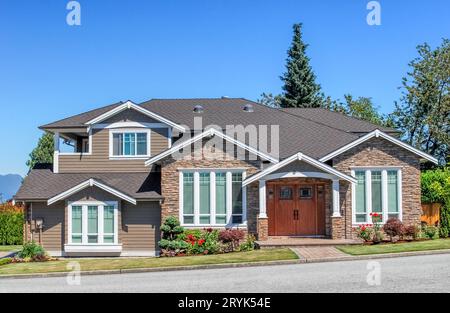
[383,218,404,242]
[158,216,187,256]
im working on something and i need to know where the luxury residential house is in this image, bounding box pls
[15,98,437,257]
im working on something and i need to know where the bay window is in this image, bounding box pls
[110,130,150,157]
[180,170,246,226]
[352,168,402,224]
[68,201,118,245]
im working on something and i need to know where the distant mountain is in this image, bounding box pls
[0,174,23,202]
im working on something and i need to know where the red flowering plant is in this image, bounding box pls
[370,212,384,243]
[354,224,374,242]
[178,229,220,255]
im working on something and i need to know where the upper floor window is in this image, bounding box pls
[110,130,150,158]
[352,168,402,224]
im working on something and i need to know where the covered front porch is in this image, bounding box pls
[243,153,357,241]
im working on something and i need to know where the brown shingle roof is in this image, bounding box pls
[14,165,162,201]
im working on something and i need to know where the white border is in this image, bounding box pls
[145,128,279,166]
[85,100,186,132]
[47,179,137,205]
[319,129,438,164]
[243,152,357,187]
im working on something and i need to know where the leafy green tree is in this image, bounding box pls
[279,23,323,108]
[324,94,393,127]
[392,39,449,164]
[26,133,54,171]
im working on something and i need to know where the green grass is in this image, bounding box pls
[0,245,22,252]
[337,239,450,256]
[0,248,297,276]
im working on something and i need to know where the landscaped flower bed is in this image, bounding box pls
[158,216,256,257]
[354,216,440,246]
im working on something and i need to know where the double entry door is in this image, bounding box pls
[267,182,326,236]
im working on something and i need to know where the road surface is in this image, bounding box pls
[1,254,449,293]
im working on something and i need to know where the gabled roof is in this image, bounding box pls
[48,178,137,205]
[14,166,162,202]
[243,152,357,186]
[85,100,186,132]
[319,129,438,164]
[145,128,279,166]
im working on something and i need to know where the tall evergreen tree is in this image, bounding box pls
[280,23,323,108]
[26,133,54,171]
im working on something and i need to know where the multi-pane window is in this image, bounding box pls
[353,169,401,224]
[69,203,117,245]
[112,131,148,157]
[199,173,211,224]
[182,173,194,224]
[231,173,243,224]
[181,171,246,226]
[215,173,227,225]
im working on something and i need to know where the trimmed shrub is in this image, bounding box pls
[219,229,245,252]
[0,257,12,266]
[158,216,186,257]
[17,241,48,261]
[383,218,404,242]
[424,226,439,240]
[0,204,24,245]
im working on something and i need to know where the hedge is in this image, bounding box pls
[421,167,450,238]
[0,204,24,245]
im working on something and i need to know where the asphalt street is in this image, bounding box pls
[1,254,449,293]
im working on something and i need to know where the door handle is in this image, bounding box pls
[293,210,299,220]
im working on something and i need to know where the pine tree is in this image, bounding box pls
[280,23,323,108]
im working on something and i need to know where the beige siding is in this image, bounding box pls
[121,201,161,252]
[30,202,65,253]
[59,128,169,173]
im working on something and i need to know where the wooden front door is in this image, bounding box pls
[267,182,326,236]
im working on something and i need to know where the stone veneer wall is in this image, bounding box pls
[332,137,422,239]
[160,141,261,234]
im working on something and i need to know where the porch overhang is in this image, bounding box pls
[242,152,357,187]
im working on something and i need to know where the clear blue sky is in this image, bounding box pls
[0,0,448,176]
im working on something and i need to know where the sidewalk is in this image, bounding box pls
[292,246,352,262]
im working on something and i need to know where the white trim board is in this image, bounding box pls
[243,152,357,186]
[47,179,137,205]
[319,129,438,164]
[85,100,186,133]
[145,128,279,166]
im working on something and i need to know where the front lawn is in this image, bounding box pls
[0,248,297,276]
[0,245,22,252]
[337,239,450,256]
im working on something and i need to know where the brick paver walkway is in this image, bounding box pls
[293,246,352,262]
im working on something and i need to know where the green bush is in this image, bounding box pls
[158,216,187,257]
[421,167,450,238]
[0,257,12,266]
[180,228,220,255]
[0,210,24,245]
[424,226,439,240]
[17,241,47,260]
[239,234,256,252]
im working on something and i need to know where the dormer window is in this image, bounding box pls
[110,129,150,158]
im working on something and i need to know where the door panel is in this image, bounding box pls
[267,182,326,237]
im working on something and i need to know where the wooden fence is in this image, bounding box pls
[421,203,441,226]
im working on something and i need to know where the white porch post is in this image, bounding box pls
[53,132,60,174]
[259,180,267,218]
[332,179,341,217]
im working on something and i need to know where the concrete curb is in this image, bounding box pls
[0,258,305,280]
[1,248,450,280]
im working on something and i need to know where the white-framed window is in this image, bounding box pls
[68,201,119,245]
[109,129,150,158]
[351,168,402,224]
[179,170,247,226]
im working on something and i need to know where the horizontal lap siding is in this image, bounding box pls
[59,128,169,173]
[120,202,161,251]
[30,202,65,252]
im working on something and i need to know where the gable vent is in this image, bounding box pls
[243,104,254,112]
[193,105,204,113]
